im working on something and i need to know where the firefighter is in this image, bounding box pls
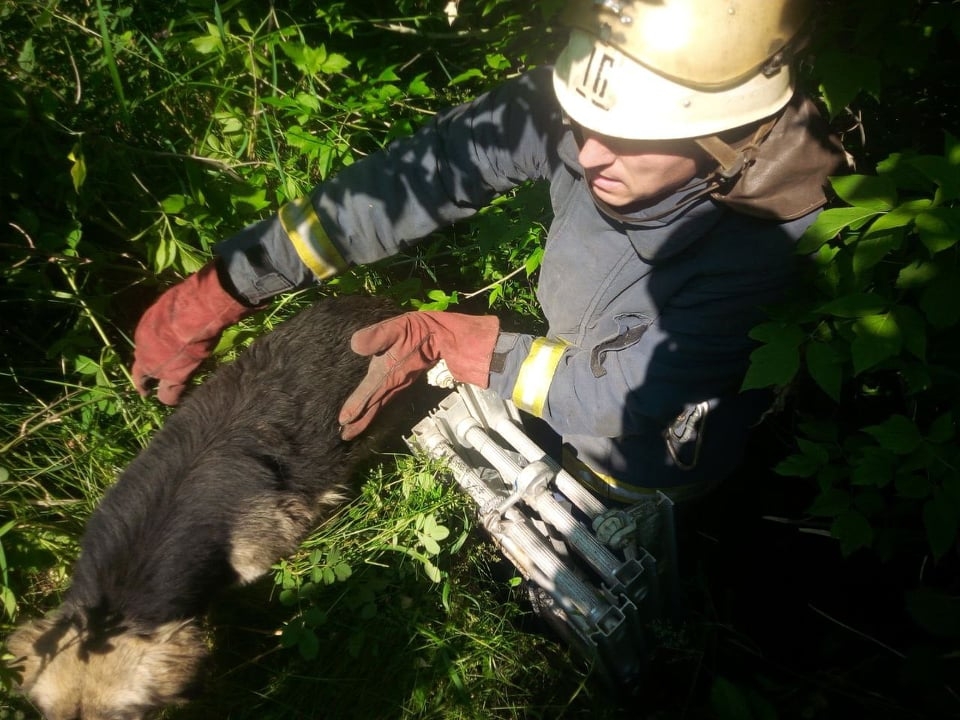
[132,0,846,504]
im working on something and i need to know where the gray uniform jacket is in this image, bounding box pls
[216,67,820,501]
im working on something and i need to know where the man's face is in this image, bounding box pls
[576,125,703,210]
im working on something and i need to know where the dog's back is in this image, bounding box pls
[7,295,405,719]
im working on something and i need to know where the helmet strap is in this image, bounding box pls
[693,136,745,179]
[695,116,780,181]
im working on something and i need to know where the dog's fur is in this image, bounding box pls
[6,295,408,720]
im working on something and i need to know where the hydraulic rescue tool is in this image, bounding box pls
[406,365,678,686]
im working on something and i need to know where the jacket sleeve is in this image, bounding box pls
[488,211,816,438]
[489,315,755,439]
[216,68,563,305]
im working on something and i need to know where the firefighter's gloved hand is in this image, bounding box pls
[132,261,258,405]
[339,311,500,440]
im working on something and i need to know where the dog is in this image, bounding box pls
[6,295,416,720]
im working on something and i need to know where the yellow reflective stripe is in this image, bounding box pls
[511,337,568,418]
[562,446,718,504]
[278,196,347,280]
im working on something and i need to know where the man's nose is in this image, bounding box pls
[578,135,616,168]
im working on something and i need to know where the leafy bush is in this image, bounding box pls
[743,143,960,560]
[737,2,960,709]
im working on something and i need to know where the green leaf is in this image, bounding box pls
[741,341,799,391]
[320,51,350,74]
[895,473,932,500]
[915,208,960,254]
[160,194,187,213]
[852,230,902,276]
[151,236,177,273]
[853,489,885,516]
[279,620,302,647]
[889,305,926,361]
[805,341,843,402]
[333,561,352,582]
[831,510,874,555]
[298,628,320,660]
[281,42,346,76]
[866,199,932,235]
[375,66,401,83]
[0,586,15,619]
[906,588,960,638]
[285,126,333,167]
[419,533,441,556]
[899,361,933,395]
[303,607,327,628]
[748,321,805,346]
[17,37,36,73]
[709,677,753,720]
[190,24,222,54]
[851,313,902,374]
[926,412,955,444]
[407,76,432,97]
[796,207,883,254]
[816,51,881,117]
[920,267,960,328]
[74,355,100,375]
[774,452,821,477]
[829,174,898,211]
[946,131,960,166]
[908,154,960,201]
[524,246,544,276]
[798,419,839,443]
[797,438,830,466]
[862,415,922,455]
[423,559,442,583]
[68,144,86,193]
[485,53,511,71]
[360,602,378,620]
[817,292,887,318]
[924,495,959,559]
[448,68,484,86]
[809,488,851,516]
[896,259,939,290]
[422,514,450,541]
[851,447,895,488]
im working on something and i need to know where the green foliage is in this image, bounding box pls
[273,459,466,663]
[736,5,960,704]
[0,1,575,715]
[744,135,960,562]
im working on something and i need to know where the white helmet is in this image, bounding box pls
[553,0,812,140]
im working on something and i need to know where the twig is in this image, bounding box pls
[762,515,833,537]
[812,603,960,709]
[808,603,906,659]
[0,391,93,457]
[67,41,82,105]
[462,265,527,300]
[372,22,490,39]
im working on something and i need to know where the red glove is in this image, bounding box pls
[132,262,257,405]
[338,311,500,440]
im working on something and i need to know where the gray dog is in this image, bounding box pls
[6,295,412,720]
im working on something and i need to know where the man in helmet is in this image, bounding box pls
[132,0,845,504]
